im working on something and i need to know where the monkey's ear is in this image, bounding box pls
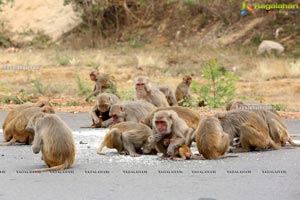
[120,105,125,112]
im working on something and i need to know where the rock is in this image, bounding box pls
[257,40,284,55]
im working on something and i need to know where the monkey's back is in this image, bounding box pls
[39,115,75,168]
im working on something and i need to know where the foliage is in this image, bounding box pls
[55,51,70,66]
[193,59,239,108]
[33,78,48,95]
[271,104,286,111]
[76,74,91,96]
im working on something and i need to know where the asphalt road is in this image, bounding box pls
[0,111,300,200]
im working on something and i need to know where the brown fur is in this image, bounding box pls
[1,105,54,146]
[90,93,120,128]
[2,100,51,131]
[254,110,300,147]
[158,84,178,106]
[195,116,230,159]
[140,106,199,146]
[147,110,192,158]
[175,75,192,106]
[26,113,75,172]
[97,122,154,157]
[86,71,118,101]
[109,100,156,124]
[215,110,280,152]
[134,76,169,107]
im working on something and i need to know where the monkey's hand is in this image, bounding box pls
[85,96,91,102]
[32,146,41,154]
[167,143,176,157]
[94,118,101,125]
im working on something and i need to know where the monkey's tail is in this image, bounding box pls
[33,161,70,172]
[288,138,300,147]
[0,137,16,146]
[97,142,106,155]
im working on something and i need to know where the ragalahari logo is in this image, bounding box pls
[241,2,254,16]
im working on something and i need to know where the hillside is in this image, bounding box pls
[0,0,300,112]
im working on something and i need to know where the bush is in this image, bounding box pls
[193,59,239,108]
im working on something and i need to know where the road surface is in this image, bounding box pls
[0,111,300,200]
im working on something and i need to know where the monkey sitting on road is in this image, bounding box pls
[26,113,75,172]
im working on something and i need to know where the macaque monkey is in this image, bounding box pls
[134,76,169,107]
[162,137,193,160]
[85,70,118,102]
[254,110,300,147]
[26,113,75,172]
[90,93,120,128]
[109,100,156,124]
[175,75,192,106]
[140,106,199,146]
[97,122,155,157]
[1,105,54,146]
[147,110,193,159]
[158,84,178,106]
[195,116,230,159]
[2,100,51,131]
[215,110,280,152]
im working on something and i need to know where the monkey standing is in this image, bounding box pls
[175,75,192,106]
[134,76,169,107]
[158,84,178,106]
[85,70,118,102]
[146,110,193,159]
[26,113,75,172]
[90,93,120,128]
[1,105,54,146]
[97,122,155,157]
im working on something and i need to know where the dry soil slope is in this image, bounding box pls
[0,0,81,43]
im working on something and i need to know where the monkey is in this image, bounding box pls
[85,70,118,102]
[2,100,51,131]
[161,137,193,160]
[195,116,230,159]
[214,110,280,152]
[97,121,155,157]
[134,76,169,107]
[253,110,300,147]
[0,105,55,146]
[158,84,178,106]
[90,93,120,128]
[25,113,75,172]
[146,110,193,159]
[140,106,199,146]
[109,100,156,124]
[175,75,192,106]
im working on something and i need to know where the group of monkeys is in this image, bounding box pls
[0,71,299,172]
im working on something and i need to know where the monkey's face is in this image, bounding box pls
[90,74,97,81]
[98,104,110,113]
[109,105,125,123]
[135,82,145,92]
[154,119,172,134]
[184,77,192,85]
